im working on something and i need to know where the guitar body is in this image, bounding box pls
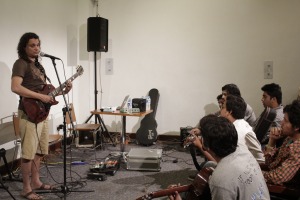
[21,66,84,124]
[136,167,213,200]
[22,84,58,124]
[253,107,276,143]
[136,88,160,146]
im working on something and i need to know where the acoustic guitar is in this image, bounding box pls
[136,167,213,200]
[22,65,84,124]
[253,107,276,144]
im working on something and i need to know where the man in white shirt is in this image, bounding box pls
[220,94,265,162]
[221,83,256,127]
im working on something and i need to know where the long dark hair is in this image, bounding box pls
[17,32,40,62]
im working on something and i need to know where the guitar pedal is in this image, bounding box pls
[87,172,107,181]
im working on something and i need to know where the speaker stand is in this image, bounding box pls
[85,51,116,147]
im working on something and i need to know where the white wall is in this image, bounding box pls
[1,0,300,136]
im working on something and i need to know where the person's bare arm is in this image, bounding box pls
[11,76,53,103]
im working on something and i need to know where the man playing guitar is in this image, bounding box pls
[11,32,72,200]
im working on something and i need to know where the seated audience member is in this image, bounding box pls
[263,100,300,186]
[222,83,256,127]
[169,115,270,200]
[220,95,265,162]
[213,94,224,116]
[187,94,224,177]
[255,83,284,146]
[187,92,258,178]
[189,95,264,163]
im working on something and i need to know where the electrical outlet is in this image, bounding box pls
[264,61,273,79]
[105,58,113,75]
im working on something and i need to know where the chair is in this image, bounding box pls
[259,163,300,200]
[253,107,276,144]
[65,103,101,148]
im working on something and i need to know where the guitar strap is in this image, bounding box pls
[34,58,51,83]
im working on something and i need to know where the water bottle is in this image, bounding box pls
[127,98,132,113]
[146,96,151,111]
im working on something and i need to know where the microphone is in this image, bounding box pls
[39,52,61,60]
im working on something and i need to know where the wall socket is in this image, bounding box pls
[264,61,273,79]
[105,58,113,75]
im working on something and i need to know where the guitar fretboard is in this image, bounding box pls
[48,66,83,97]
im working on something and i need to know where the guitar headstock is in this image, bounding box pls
[76,65,84,76]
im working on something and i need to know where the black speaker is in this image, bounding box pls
[87,17,108,52]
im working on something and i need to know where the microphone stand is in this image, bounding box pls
[35,58,93,199]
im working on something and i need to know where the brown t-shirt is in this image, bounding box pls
[12,58,47,110]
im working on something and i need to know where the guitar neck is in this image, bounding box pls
[136,185,191,200]
[49,72,80,97]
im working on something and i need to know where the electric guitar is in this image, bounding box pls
[136,167,213,200]
[22,65,84,124]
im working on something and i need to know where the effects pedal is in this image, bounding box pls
[90,156,120,176]
[87,172,107,181]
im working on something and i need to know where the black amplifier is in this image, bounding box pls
[180,126,193,146]
[76,130,96,148]
[132,98,146,112]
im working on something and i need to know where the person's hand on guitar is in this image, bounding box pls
[38,93,54,104]
[183,128,201,148]
[183,133,204,151]
[167,184,182,200]
[63,80,72,94]
[190,128,201,136]
[185,131,217,163]
[192,135,204,151]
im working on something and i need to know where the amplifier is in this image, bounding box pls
[180,126,193,146]
[127,148,162,171]
[132,98,146,112]
[75,130,96,148]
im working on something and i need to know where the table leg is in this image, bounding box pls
[121,116,126,152]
